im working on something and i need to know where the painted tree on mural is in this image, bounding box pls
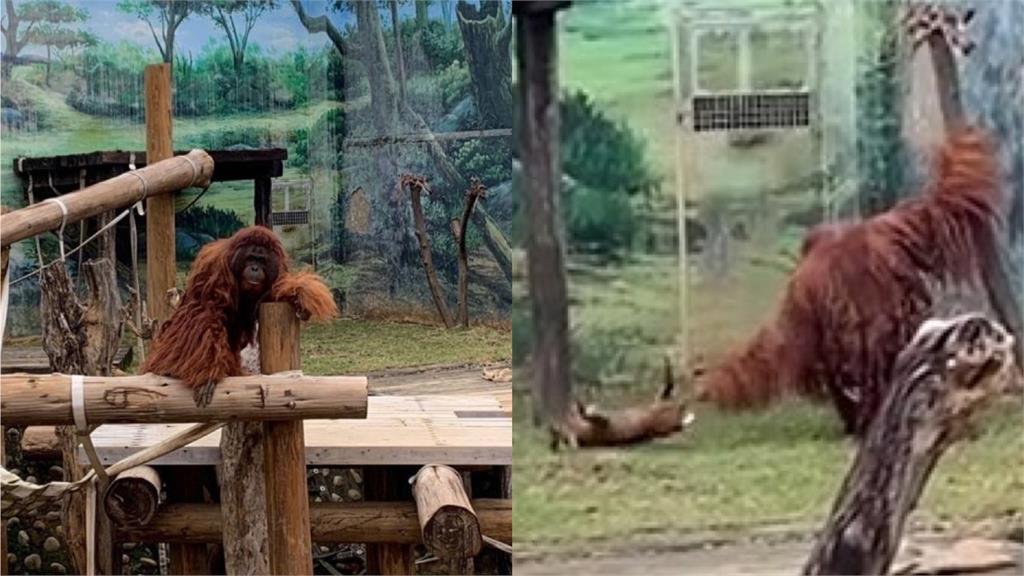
[116,0,195,64]
[1,0,87,79]
[196,0,278,79]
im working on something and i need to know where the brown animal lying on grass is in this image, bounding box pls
[551,359,695,449]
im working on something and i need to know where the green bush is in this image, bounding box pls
[176,205,245,242]
[560,90,658,198]
[563,184,634,257]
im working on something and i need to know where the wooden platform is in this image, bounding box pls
[80,394,511,467]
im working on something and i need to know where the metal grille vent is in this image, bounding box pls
[693,92,810,132]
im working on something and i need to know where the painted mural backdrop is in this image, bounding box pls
[1,0,513,335]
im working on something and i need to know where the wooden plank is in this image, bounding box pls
[165,467,211,575]
[69,394,511,466]
[13,148,286,174]
[260,303,313,576]
[365,467,416,576]
[254,177,272,228]
[144,63,176,325]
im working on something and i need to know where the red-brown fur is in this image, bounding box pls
[141,226,337,398]
[700,129,1010,434]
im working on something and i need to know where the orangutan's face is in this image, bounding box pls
[231,245,280,296]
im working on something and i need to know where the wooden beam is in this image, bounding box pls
[0,150,213,247]
[115,500,512,544]
[260,303,313,575]
[0,372,368,426]
[365,467,416,575]
[165,467,211,576]
[144,63,177,325]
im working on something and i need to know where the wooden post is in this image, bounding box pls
[365,467,417,575]
[260,302,313,575]
[144,63,176,326]
[165,468,210,575]
[219,419,270,574]
[254,176,272,228]
[514,2,573,426]
[411,465,482,575]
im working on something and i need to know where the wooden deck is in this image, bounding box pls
[80,393,511,467]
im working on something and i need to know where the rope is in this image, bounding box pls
[27,174,44,275]
[10,204,134,286]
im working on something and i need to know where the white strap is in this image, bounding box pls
[71,375,109,483]
[71,374,88,432]
[128,153,147,215]
[41,197,69,262]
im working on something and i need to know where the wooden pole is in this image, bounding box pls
[144,63,176,325]
[0,372,367,426]
[165,467,210,576]
[254,176,272,227]
[411,464,482,574]
[260,302,313,575]
[0,150,213,248]
[365,467,417,575]
[515,3,572,426]
[115,500,513,544]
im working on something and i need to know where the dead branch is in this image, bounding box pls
[402,174,454,328]
[451,178,488,327]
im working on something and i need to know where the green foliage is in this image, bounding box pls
[175,205,245,248]
[419,19,462,69]
[184,126,274,150]
[67,39,328,118]
[560,90,658,197]
[436,60,471,110]
[563,184,634,257]
[451,138,511,188]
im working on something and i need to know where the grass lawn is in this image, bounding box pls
[513,396,1024,553]
[301,318,511,375]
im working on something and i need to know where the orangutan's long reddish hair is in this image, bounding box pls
[700,128,1010,434]
[142,226,337,398]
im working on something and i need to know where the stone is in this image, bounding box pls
[43,537,60,552]
[45,511,60,521]
[330,493,342,502]
[6,517,19,527]
[349,469,362,483]
[48,466,64,479]
[123,542,137,550]
[347,489,361,500]
[24,554,42,570]
[24,475,37,484]
[50,562,67,574]
[33,520,46,530]
[333,475,344,487]
[122,554,130,565]
[17,530,29,546]
[6,553,16,567]
[140,557,158,567]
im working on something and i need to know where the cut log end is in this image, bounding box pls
[103,465,161,528]
[412,465,483,560]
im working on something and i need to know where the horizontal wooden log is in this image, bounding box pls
[115,500,512,545]
[1,149,214,247]
[0,372,367,426]
[104,465,161,528]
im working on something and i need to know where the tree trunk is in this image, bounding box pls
[390,0,407,103]
[516,7,572,427]
[45,44,51,86]
[2,0,19,80]
[39,258,124,575]
[457,1,513,129]
[803,315,1015,575]
[416,0,429,28]
[219,422,270,575]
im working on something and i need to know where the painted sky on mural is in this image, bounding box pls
[3,0,472,59]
